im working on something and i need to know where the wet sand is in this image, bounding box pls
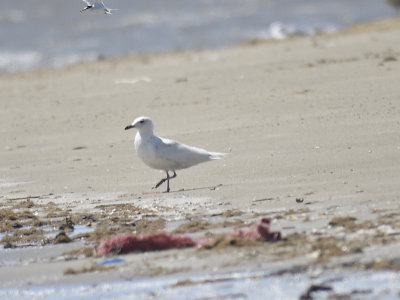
[1,18,400,297]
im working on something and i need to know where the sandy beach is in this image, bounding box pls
[1,18,400,298]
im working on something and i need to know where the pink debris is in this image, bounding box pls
[98,218,281,255]
[98,232,196,256]
[230,218,281,241]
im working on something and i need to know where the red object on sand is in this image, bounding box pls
[98,218,281,255]
[98,232,196,255]
[231,218,281,241]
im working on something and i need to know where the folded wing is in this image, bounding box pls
[156,137,224,170]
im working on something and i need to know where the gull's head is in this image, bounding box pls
[80,5,93,13]
[125,116,154,133]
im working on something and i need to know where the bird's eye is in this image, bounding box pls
[140,120,145,124]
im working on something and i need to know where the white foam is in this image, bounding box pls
[0,10,26,23]
[50,53,98,69]
[0,51,41,73]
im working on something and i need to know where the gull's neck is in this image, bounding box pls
[137,127,154,141]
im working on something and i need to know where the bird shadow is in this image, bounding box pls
[172,183,225,193]
[143,183,226,194]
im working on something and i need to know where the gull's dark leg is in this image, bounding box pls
[166,171,170,193]
[154,171,168,189]
[165,171,177,193]
[154,171,177,192]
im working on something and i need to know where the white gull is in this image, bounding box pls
[80,0,118,15]
[125,116,226,192]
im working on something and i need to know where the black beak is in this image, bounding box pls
[125,125,134,130]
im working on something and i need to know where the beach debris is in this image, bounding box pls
[98,258,125,265]
[209,184,223,191]
[300,284,333,300]
[3,241,16,249]
[98,232,196,255]
[173,219,214,234]
[64,264,114,275]
[201,236,258,250]
[212,210,243,217]
[12,223,23,229]
[201,218,282,250]
[382,56,397,62]
[253,197,274,203]
[296,198,304,203]
[328,216,357,229]
[5,194,52,201]
[62,247,94,259]
[54,232,72,244]
[361,257,400,271]
[114,77,152,85]
[230,218,281,241]
[59,217,74,232]
[175,77,188,83]
[98,218,281,255]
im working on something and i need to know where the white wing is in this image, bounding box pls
[82,0,91,5]
[97,0,119,10]
[156,137,218,169]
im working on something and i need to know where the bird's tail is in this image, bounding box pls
[105,8,119,15]
[209,152,228,160]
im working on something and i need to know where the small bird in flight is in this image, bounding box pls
[125,116,226,192]
[80,0,118,15]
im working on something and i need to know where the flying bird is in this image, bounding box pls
[125,116,226,192]
[80,0,118,15]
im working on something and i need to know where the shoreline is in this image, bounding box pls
[1,17,400,297]
[1,17,398,78]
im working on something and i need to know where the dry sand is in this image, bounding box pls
[1,17,400,294]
